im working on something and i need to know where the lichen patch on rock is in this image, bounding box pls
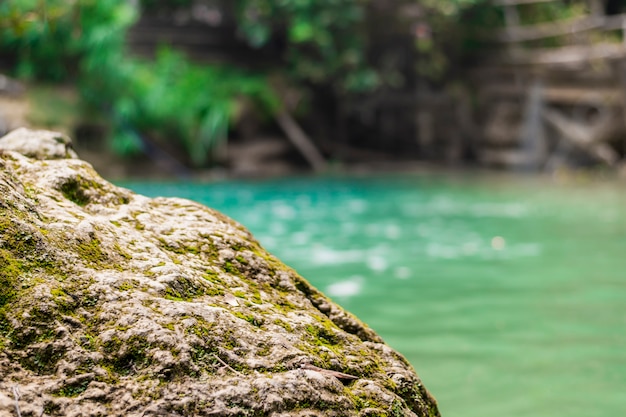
[0,129,439,416]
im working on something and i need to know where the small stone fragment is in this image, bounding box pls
[224,292,239,306]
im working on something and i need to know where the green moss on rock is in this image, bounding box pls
[74,237,107,266]
[0,248,21,308]
[59,176,92,206]
[0,130,439,417]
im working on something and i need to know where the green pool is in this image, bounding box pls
[121,173,626,417]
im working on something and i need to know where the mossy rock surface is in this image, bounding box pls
[0,129,440,417]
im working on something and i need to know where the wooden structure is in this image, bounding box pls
[127,0,626,170]
[474,0,626,169]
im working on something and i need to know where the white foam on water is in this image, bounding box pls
[366,255,388,271]
[291,231,310,245]
[348,199,367,213]
[393,266,412,280]
[269,222,287,236]
[341,222,358,234]
[426,243,461,259]
[470,203,528,218]
[385,224,401,239]
[272,203,296,220]
[310,246,365,265]
[325,276,363,298]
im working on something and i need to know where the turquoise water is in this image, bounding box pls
[121,174,626,417]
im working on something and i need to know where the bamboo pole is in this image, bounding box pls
[275,108,328,172]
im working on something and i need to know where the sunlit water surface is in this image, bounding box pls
[121,174,626,417]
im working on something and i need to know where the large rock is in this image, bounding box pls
[0,129,439,417]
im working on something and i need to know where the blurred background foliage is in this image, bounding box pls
[235,0,380,92]
[0,0,594,167]
[0,0,277,166]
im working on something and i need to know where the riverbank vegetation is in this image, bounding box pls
[1,0,625,171]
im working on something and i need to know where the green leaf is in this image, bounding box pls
[289,21,315,42]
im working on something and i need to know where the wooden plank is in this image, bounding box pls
[480,149,532,167]
[542,106,619,165]
[503,43,626,66]
[503,4,520,28]
[468,64,616,82]
[487,14,626,43]
[494,16,603,42]
[518,79,547,170]
[480,84,623,105]
[601,14,626,31]
[494,0,556,5]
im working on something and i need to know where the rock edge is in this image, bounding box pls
[0,129,439,417]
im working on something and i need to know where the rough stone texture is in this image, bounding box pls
[0,129,439,417]
[0,127,78,160]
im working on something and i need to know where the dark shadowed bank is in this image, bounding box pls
[0,128,439,417]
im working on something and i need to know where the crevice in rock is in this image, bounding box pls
[294,276,383,344]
